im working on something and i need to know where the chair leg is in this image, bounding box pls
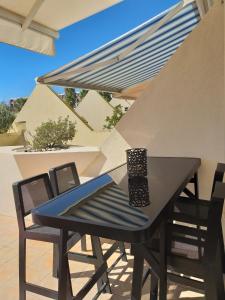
[131,245,144,300]
[205,244,225,300]
[91,236,111,293]
[66,258,73,300]
[52,243,59,278]
[150,271,158,300]
[205,268,222,300]
[159,220,167,300]
[118,242,127,262]
[215,243,225,299]
[193,172,199,198]
[81,235,87,251]
[19,236,26,300]
[219,224,225,273]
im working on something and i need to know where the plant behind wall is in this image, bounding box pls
[31,116,76,151]
[103,104,124,130]
[0,103,15,133]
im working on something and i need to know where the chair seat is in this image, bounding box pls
[26,224,81,244]
[173,196,210,225]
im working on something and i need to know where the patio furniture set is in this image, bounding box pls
[12,157,225,299]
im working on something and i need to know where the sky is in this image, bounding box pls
[0,0,179,103]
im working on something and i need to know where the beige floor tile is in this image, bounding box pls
[0,214,220,299]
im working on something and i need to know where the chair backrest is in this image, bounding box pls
[204,181,225,262]
[49,162,80,196]
[211,163,225,196]
[12,173,53,230]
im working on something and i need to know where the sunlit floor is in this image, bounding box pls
[0,214,211,299]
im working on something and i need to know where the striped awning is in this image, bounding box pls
[38,1,201,92]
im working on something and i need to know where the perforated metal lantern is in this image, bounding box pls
[128,176,150,207]
[126,148,147,177]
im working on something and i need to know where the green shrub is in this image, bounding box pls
[0,103,15,133]
[10,98,27,113]
[32,116,76,151]
[103,105,124,130]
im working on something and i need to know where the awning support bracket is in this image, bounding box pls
[22,0,45,31]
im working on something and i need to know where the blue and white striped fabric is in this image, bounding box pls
[38,2,200,93]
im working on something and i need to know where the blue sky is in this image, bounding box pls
[0,0,179,102]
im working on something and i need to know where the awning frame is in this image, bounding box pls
[39,0,186,84]
[37,0,215,97]
[0,5,58,39]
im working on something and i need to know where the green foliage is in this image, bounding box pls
[98,91,112,102]
[103,105,124,130]
[78,90,112,103]
[79,89,88,99]
[0,103,15,133]
[64,88,79,108]
[32,116,76,151]
[10,98,27,112]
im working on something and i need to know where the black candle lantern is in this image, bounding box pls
[128,176,150,207]
[126,148,148,177]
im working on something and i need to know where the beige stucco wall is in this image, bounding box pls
[76,90,114,131]
[12,84,108,146]
[0,146,99,216]
[84,1,225,201]
[0,132,24,146]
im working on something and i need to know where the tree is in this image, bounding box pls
[10,98,27,112]
[98,91,112,102]
[0,103,15,133]
[32,116,76,150]
[79,89,88,99]
[64,88,79,108]
[103,105,124,130]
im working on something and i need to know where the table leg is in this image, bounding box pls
[131,244,144,300]
[58,229,69,300]
[150,271,158,300]
[159,220,167,300]
[91,236,111,293]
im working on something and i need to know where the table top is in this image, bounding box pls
[32,157,201,243]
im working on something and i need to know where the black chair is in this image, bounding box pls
[172,163,225,272]
[49,162,81,196]
[49,162,88,252]
[13,173,110,299]
[49,162,127,262]
[182,172,199,199]
[149,181,225,300]
[173,163,225,222]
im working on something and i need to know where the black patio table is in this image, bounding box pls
[32,156,201,300]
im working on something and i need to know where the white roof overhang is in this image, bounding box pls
[0,0,120,55]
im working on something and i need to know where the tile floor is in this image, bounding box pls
[0,214,209,299]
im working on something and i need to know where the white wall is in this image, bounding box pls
[110,97,134,112]
[76,90,114,131]
[12,84,109,146]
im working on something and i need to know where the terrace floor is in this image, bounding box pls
[0,214,215,299]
